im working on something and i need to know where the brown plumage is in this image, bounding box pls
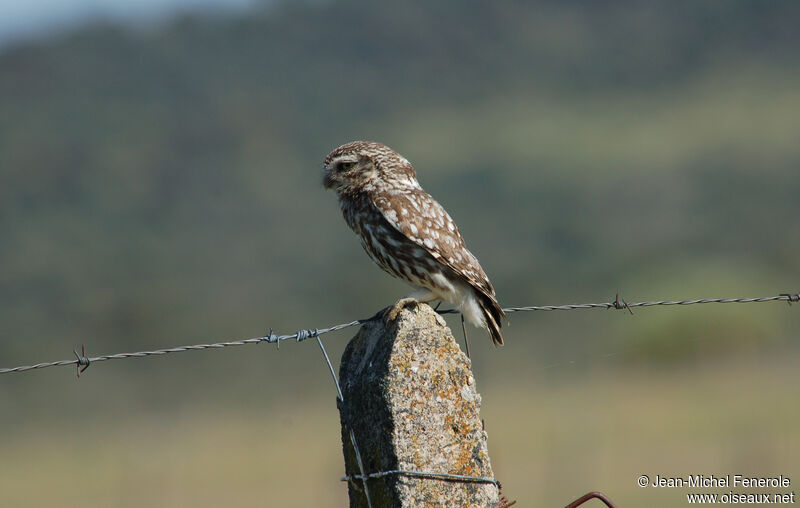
[323,141,505,346]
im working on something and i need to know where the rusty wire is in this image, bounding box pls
[565,491,617,508]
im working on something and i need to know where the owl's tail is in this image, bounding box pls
[476,291,506,346]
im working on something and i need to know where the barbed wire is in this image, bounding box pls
[1,292,797,376]
[342,469,499,485]
[0,321,359,375]
[315,335,373,506]
[3,291,797,508]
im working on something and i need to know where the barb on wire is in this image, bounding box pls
[1,292,796,376]
[613,293,634,314]
[73,344,90,377]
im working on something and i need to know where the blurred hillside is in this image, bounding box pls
[0,0,798,506]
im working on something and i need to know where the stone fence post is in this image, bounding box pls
[337,301,501,507]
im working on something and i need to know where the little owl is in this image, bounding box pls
[323,141,505,346]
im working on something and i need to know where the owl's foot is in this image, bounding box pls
[383,297,420,323]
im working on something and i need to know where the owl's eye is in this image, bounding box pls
[339,161,356,171]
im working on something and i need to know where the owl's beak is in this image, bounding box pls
[322,168,336,189]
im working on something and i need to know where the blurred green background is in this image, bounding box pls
[1,0,798,506]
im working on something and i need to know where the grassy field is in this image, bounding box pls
[2,347,797,507]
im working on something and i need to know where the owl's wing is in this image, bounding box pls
[371,189,496,298]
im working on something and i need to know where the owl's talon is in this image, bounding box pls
[384,297,420,323]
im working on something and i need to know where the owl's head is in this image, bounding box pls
[323,141,418,194]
